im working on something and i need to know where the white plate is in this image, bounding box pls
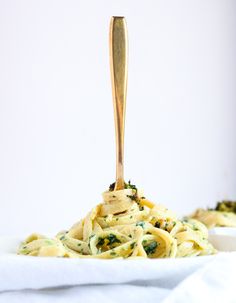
[0,235,235,291]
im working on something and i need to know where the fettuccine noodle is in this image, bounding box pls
[190,208,236,229]
[18,183,216,258]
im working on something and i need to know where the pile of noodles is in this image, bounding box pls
[18,184,216,259]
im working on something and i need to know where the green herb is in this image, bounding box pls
[127,195,137,201]
[107,234,121,245]
[130,242,136,249]
[192,224,199,231]
[173,221,176,226]
[154,222,160,228]
[78,243,81,246]
[110,251,116,256]
[143,241,158,255]
[97,234,121,249]
[109,182,115,191]
[136,221,145,228]
[116,218,119,221]
[125,180,137,191]
[164,222,169,231]
[60,236,65,241]
[129,215,133,219]
[97,237,105,246]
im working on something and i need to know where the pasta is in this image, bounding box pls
[18,182,216,259]
[190,208,236,229]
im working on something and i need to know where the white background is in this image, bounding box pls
[0,0,235,236]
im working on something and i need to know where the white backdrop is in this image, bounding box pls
[0,0,235,236]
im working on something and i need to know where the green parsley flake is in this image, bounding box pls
[130,242,136,249]
[107,234,121,245]
[143,241,158,255]
[136,221,145,228]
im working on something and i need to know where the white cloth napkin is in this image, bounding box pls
[0,252,235,303]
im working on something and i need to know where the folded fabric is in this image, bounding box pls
[163,251,236,303]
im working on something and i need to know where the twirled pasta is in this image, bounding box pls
[18,183,216,258]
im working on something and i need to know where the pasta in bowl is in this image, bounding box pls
[190,201,236,229]
[18,182,216,259]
